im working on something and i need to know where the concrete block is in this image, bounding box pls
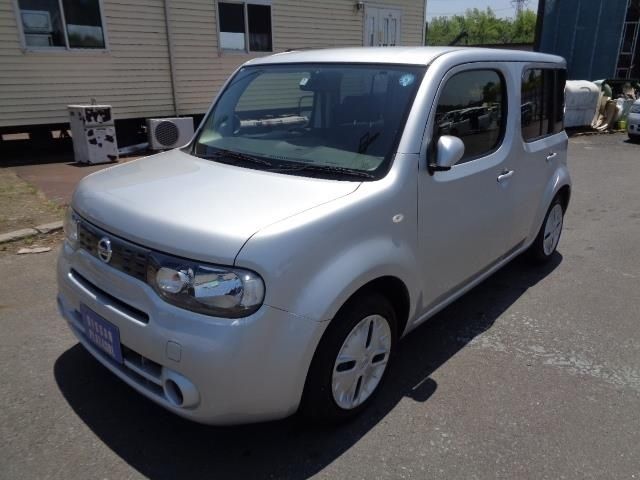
[0,228,38,244]
[35,221,64,234]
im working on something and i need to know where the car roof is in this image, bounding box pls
[244,47,565,67]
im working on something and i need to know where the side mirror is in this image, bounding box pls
[429,135,465,173]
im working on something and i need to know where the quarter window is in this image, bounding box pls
[521,68,566,142]
[435,70,505,164]
[17,0,106,49]
[218,1,272,52]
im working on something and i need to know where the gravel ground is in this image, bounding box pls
[0,134,639,480]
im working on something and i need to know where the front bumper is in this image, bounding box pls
[57,242,325,425]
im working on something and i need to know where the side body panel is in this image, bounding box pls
[235,153,422,332]
[404,54,571,330]
[511,62,570,248]
[416,61,521,314]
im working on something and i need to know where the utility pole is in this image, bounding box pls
[511,0,529,16]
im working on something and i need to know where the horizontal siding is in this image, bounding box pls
[391,0,425,46]
[0,0,425,128]
[236,71,310,111]
[169,0,256,116]
[169,0,424,116]
[272,0,364,49]
[0,0,175,127]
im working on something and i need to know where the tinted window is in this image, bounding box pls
[248,5,272,52]
[435,70,505,164]
[61,0,105,48]
[219,2,246,50]
[18,0,105,49]
[218,2,272,52]
[522,68,566,141]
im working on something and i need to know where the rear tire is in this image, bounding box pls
[528,196,564,263]
[299,293,397,424]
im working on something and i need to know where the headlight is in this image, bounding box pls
[630,105,640,114]
[147,253,265,318]
[63,207,79,248]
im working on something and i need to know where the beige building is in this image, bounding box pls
[0,0,426,147]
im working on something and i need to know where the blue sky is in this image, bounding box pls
[426,0,540,20]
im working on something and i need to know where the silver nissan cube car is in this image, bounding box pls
[57,47,571,425]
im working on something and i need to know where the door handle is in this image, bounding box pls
[546,152,558,162]
[497,170,514,183]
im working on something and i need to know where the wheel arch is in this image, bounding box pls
[528,166,572,243]
[557,184,571,212]
[337,275,412,339]
[298,274,412,420]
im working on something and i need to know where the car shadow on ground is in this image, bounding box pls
[54,253,562,480]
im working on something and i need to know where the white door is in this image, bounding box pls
[365,7,401,46]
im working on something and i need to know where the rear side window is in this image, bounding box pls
[521,68,566,142]
[435,70,505,164]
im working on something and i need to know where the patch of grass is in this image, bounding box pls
[0,169,64,234]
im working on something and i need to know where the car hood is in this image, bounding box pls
[72,149,360,264]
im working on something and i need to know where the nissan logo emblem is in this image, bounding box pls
[97,237,113,263]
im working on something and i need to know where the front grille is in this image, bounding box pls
[78,220,150,282]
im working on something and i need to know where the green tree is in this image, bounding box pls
[426,7,537,46]
[511,9,537,43]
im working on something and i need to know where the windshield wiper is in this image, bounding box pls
[272,163,375,179]
[198,149,273,167]
[358,131,380,154]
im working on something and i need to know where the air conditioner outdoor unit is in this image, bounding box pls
[147,117,194,150]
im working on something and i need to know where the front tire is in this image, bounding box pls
[528,196,564,263]
[300,293,397,423]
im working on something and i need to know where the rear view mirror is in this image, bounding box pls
[299,71,340,93]
[429,135,465,173]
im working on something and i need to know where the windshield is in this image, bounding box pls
[192,63,425,180]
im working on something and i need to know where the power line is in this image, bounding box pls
[511,0,530,15]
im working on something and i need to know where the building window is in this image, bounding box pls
[17,0,106,50]
[434,70,506,164]
[218,1,272,52]
[521,69,566,142]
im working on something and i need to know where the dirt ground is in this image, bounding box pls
[0,230,64,256]
[0,168,63,234]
